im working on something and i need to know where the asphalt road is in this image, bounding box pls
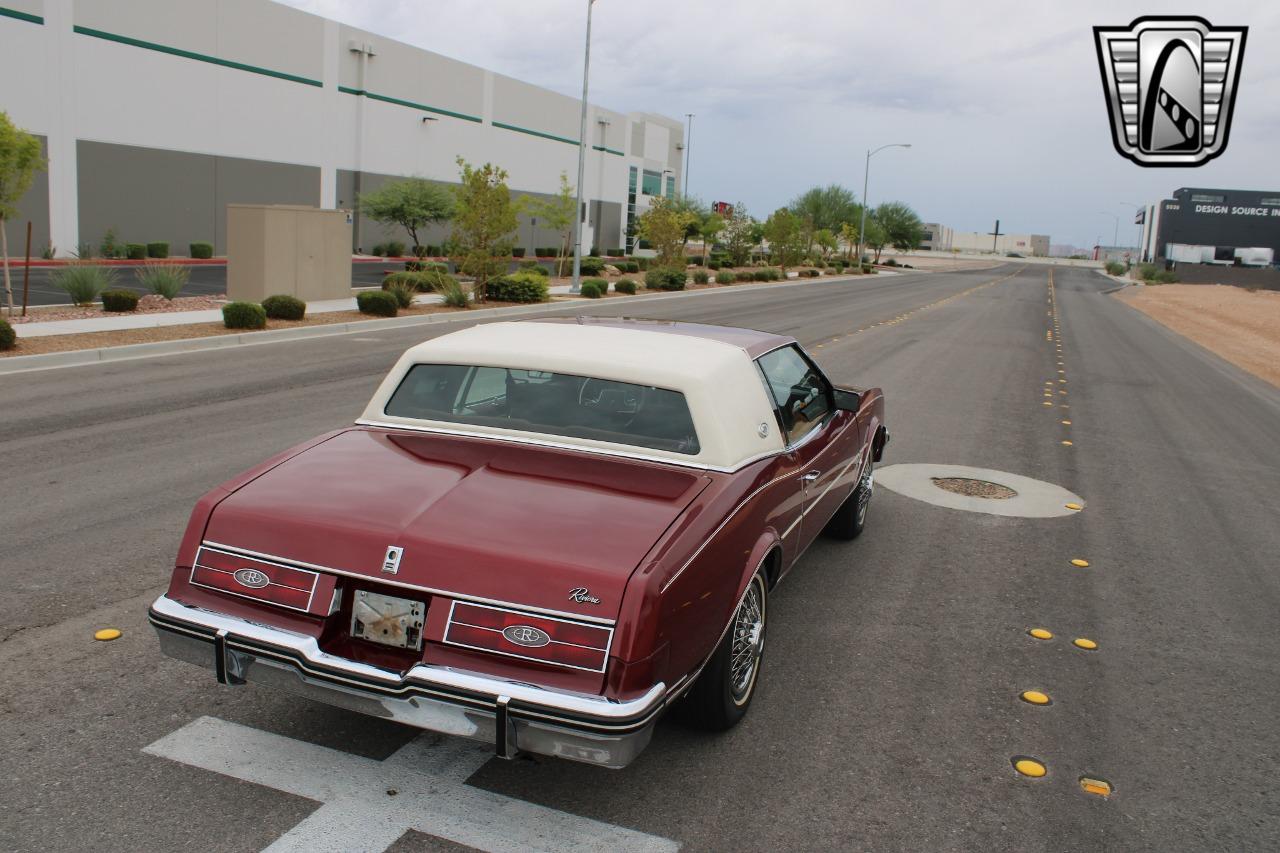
[7,259,557,307]
[2,264,1278,851]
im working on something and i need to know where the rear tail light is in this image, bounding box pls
[444,601,613,673]
[190,545,337,617]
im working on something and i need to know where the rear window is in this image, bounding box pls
[384,364,701,455]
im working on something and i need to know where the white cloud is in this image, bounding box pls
[278,0,1279,247]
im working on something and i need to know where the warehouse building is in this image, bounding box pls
[1137,187,1280,266]
[946,230,1049,257]
[0,0,684,258]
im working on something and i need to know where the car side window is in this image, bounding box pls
[458,366,508,414]
[756,346,832,445]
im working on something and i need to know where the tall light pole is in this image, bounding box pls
[1119,201,1143,260]
[1098,211,1119,247]
[683,113,694,196]
[857,143,911,265]
[569,0,596,294]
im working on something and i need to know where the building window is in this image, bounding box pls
[1190,193,1224,203]
[641,169,661,196]
[665,176,675,199]
[626,167,638,253]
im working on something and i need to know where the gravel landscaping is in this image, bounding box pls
[1116,284,1280,388]
[5,294,227,324]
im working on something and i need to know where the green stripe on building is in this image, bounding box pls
[349,88,482,123]
[592,145,625,157]
[0,6,43,24]
[72,26,322,87]
[493,122,580,147]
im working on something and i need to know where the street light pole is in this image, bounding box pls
[569,0,596,295]
[1119,201,1143,260]
[857,143,911,265]
[1098,211,1119,248]
[683,113,693,197]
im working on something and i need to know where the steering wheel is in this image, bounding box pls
[578,378,648,427]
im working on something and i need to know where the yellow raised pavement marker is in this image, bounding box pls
[1073,637,1098,650]
[1065,503,1082,511]
[1013,758,1047,778]
[1070,558,1090,567]
[1020,690,1051,705]
[1080,777,1113,797]
[1062,440,1074,446]
[1061,419,1072,425]
[1028,627,1053,640]
[94,628,122,641]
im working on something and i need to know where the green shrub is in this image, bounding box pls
[385,280,415,308]
[634,256,650,270]
[692,270,710,284]
[135,262,189,299]
[578,256,606,276]
[1104,260,1125,276]
[438,277,469,308]
[126,243,147,260]
[736,270,754,282]
[615,278,637,294]
[52,265,115,306]
[487,271,550,303]
[426,245,443,257]
[384,271,441,292]
[707,260,721,270]
[190,241,214,259]
[607,248,625,257]
[884,258,898,267]
[715,270,734,284]
[0,318,14,351]
[686,256,704,267]
[1137,263,1159,281]
[753,269,770,281]
[262,294,306,320]
[386,241,406,257]
[146,242,170,259]
[372,243,387,257]
[222,301,267,329]
[404,260,423,271]
[357,290,398,317]
[512,247,526,258]
[588,247,600,257]
[625,261,640,273]
[518,260,549,276]
[534,247,556,258]
[1153,270,1179,284]
[645,267,686,291]
[579,279,606,298]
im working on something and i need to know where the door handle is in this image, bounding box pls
[801,470,821,483]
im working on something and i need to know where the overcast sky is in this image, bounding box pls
[280,0,1278,249]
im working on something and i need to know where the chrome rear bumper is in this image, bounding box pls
[149,595,664,768]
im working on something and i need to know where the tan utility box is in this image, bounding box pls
[227,205,352,303]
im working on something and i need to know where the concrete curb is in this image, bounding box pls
[0,270,911,376]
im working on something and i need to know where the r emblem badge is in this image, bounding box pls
[382,546,404,575]
[233,568,269,589]
[503,625,551,648]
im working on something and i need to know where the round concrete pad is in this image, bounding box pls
[876,464,1083,518]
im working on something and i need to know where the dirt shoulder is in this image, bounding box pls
[1115,284,1280,388]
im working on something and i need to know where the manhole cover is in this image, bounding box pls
[931,477,1017,499]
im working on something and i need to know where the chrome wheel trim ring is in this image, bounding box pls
[729,575,766,705]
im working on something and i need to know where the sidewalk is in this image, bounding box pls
[12,285,579,338]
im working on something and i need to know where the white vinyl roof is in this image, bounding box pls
[357,322,787,470]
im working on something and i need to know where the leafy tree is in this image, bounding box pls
[359,177,455,253]
[839,222,860,261]
[864,217,889,263]
[720,203,757,267]
[667,195,707,251]
[450,158,521,304]
[528,171,576,275]
[698,213,724,265]
[637,195,696,268]
[763,208,806,272]
[0,112,45,316]
[790,184,861,236]
[874,201,924,253]
[814,228,837,259]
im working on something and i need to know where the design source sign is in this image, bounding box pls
[1094,17,1247,167]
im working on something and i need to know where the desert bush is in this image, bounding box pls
[644,268,686,291]
[0,318,14,351]
[518,260,549,276]
[99,289,139,312]
[534,247,556,258]
[384,271,440,292]
[438,277,469,308]
[426,245,443,257]
[753,270,770,281]
[686,256,704,266]
[385,280,415,308]
[146,242,170,259]
[136,261,189,299]
[357,290,398,317]
[189,241,214,259]
[372,243,388,257]
[385,241,406,257]
[126,243,147,260]
[615,279,637,294]
[692,270,710,284]
[632,256,651,271]
[608,248,625,257]
[624,261,640,273]
[715,270,734,284]
[579,279,606,298]
[884,258,898,267]
[511,247,526,258]
[222,301,267,329]
[577,256,606,276]
[52,265,115,306]
[487,271,550,303]
[707,260,721,271]
[1104,260,1125,276]
[1153,270,1179,284]
[262,294,306,320]
[736,270,754,282]
[1137,263,1159,280]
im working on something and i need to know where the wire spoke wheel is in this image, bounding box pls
[729,576,766,704]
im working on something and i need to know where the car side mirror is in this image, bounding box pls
[833,389,861,412]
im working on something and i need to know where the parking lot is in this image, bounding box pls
[2,265,1277,851]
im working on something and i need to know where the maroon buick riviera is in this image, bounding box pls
[150,318,888,768]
